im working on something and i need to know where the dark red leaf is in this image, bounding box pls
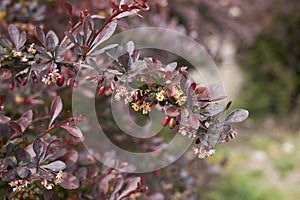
[16,167,30,178]
[45,139,61,158]
[8,25,19,47]
[59,172,80,190]
[35,26,46,45]
[60,124,83,138]
[41,160,66,172]
[188,112,200,130]
[15,110,33,133]
[14,147,28,163]
[33,138,44,158]
[164,106,180,117]
[49,96,62,128]
[117,177,141,200]
[1,169,16,181]
[46,31,59,51]
[225,109,249,124]
[64,1,73,18]
[87,163,98,179]
[0,68,12,80]
[59,149,78,168]
[0,115,10,124]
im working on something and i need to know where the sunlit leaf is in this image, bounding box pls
[41,160,66,172]
[60,124,83,138]
[49,96,62,128]
[59,172,80,190]
[225,109,249,123]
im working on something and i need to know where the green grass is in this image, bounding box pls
[201,129,300,200]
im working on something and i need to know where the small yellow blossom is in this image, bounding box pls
[42,69,61,85]
[41,179,54,190]
[27,43,36,54]
[176,95,187,106]
[12,50,22,58]
[156,90,165,101]
[9,180,29,192]
[141,101,151,115]
[0,11,6,19]
[131,102,140,111]
[54,171,64,185]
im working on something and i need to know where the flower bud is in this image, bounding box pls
[21,77,28,86]
[114,74,118,81]
[98,85,106,95]
[56,74,65,86]
[9,81,15,90]
[168,117,177,129]
[161,116,170,127]
[97,77,104,84]
[110,81,115,91]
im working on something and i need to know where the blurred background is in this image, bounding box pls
[1,0,299,199]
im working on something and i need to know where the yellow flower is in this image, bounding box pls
[177,95,187,106]
[131,102,140,111]
[141,101,151,114]
[156,91,165,101]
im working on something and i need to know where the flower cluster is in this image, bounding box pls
[92,41,248,158]
[9,180,29,192]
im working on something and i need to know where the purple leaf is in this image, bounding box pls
[225,109,249,124]
[8,25,19,47]
[59,172,80,190]
[117,177,141,200]
[33,138,44,158]
[188,112,200,130]
[45,139,61,159]
[110,176,124,200]
[60,124,83,138]
[64,1,73,18]
[0,115,10,124]
[164,106,181,117]
[91,20,117,48]
[41,160,66,172]
[49,96,62,128]
[87,164,99,179]
[0,68,12,80]
[15,110,33,133]
[16,167,30,179]
[46,31,59,51]
[35,26,46,45]
[59,149,78,168]
[99,173,115,195]
[1,169,16,181]
[17,31,26,50]
[14,148,29,163]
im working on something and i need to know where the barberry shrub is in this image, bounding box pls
[0,0,248,199]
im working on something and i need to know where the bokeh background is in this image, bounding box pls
[1,0,299,199]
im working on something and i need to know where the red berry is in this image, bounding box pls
[21,77,28,86]
[9,81,15,90]
[97,77,104,84]
[98,85,106,95]
[161,116,170,127]
[190,82,196,90]
[114,74,118,81]
[168,117,177,129]
[110,81,115,91]
[56,74,65,86]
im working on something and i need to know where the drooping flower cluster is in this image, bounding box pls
[90,41,249,158]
